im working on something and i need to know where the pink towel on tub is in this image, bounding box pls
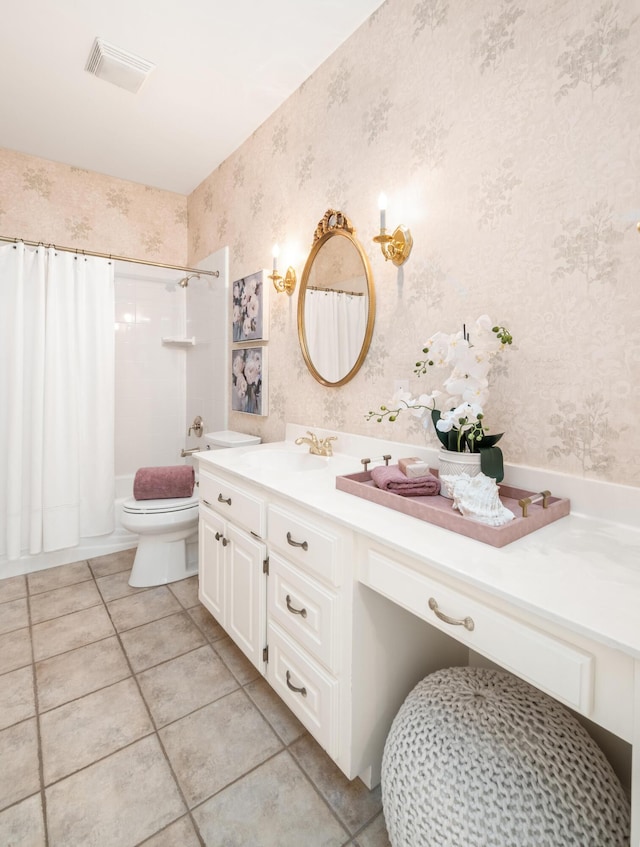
[371,464,441,497]
[133,465,195,500]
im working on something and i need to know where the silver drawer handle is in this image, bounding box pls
[428,597,475,632]
[286,670,307,697]
[286,531,308,551]
[214,531,228,547]
[285,594,307,618]
[217,493,232,506]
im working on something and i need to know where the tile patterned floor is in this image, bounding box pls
[0,551,391,847]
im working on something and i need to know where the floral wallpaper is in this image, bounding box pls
[0,0,636,488]
[0,147,187,265]
[188,0,640,487]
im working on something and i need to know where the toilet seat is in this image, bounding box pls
[123,494,199,515]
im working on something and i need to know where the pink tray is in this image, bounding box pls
[335,470,570,548]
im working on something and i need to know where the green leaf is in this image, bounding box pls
[430,409,449,449]
[476,432,503,448]
[479,446,504,482]
[447,430,459,451]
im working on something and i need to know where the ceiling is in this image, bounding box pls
[0,0,385,195]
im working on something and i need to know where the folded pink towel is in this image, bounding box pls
[133,465,195,500]
[371,464,441,497]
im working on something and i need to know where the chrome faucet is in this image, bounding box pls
[294,431,337,457]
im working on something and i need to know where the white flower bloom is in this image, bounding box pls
[436,411,456,432]
[437,402,483,434]
[445,333,469,365]
[368,314,512,459]
[453,401,483,420]
[462,381,489,406]
[423,332,450,366]
[446,374,488,404]
[387,388,413,409]
[470,315,502,355]
[416,390,441,406]
[454,347,491,379]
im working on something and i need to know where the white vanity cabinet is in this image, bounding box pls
[265,503,348,759]
[196,431,640,842]
[265,502,468,785]
[198,469,267,671]
[360,541,635,746]
[197,463,473,786]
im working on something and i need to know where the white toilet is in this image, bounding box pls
[123,430,261,587]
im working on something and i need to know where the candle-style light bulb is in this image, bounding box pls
[378,193,387,232]
[272,243,280,272]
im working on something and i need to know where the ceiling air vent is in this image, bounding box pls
[85,37,155,94]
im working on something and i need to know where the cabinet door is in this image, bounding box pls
[198,507,226,628]
[226,523,267,672]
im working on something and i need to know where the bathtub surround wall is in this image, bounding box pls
[114,263,189,476]
[185,247,230,452]
[188,0,640,487]
[114,256,227,474]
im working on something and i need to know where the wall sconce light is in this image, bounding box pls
[372,193,413,266]
[268,243,297,295]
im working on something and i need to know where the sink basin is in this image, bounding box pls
[241,449,328,473]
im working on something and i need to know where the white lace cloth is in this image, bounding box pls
[381,667,630,846]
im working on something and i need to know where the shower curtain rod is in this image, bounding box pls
[0,235,220,278]
[308,284,364,296]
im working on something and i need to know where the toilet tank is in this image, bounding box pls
[203,430,261,450]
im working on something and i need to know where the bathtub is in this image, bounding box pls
[1,475,139,579]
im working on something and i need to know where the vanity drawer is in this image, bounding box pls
[266,621,338,756]
[267,504,344,586]
[199,470,265,538]
[268,552,339,673]
[364,548,594,715]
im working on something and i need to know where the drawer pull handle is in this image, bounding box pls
[285,594,307,618]
[428,597,475,632]
[286,532,308,551]
[217,493,232,506]
[214,531,228,547]
[286,670,307,697]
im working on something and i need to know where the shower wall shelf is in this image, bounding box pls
[161,336,196,346]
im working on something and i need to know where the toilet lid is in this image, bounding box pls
[123,494,199,515]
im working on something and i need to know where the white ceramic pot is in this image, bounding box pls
[438,448,482,499]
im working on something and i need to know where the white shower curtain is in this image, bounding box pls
[305,289,367,383]
[0,243,115,561]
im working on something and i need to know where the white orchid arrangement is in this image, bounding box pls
[367,315,513,481]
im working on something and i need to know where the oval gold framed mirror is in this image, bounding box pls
[298,210,376,387]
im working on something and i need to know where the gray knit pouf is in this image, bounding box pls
[381,667,630,847]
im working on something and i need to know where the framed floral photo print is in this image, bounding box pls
[232,269,268,342]
[231,346,267,416]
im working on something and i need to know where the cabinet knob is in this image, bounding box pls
[285,594,308,618]
[286,670,307,697]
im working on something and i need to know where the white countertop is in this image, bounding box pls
[197,426,640,659]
